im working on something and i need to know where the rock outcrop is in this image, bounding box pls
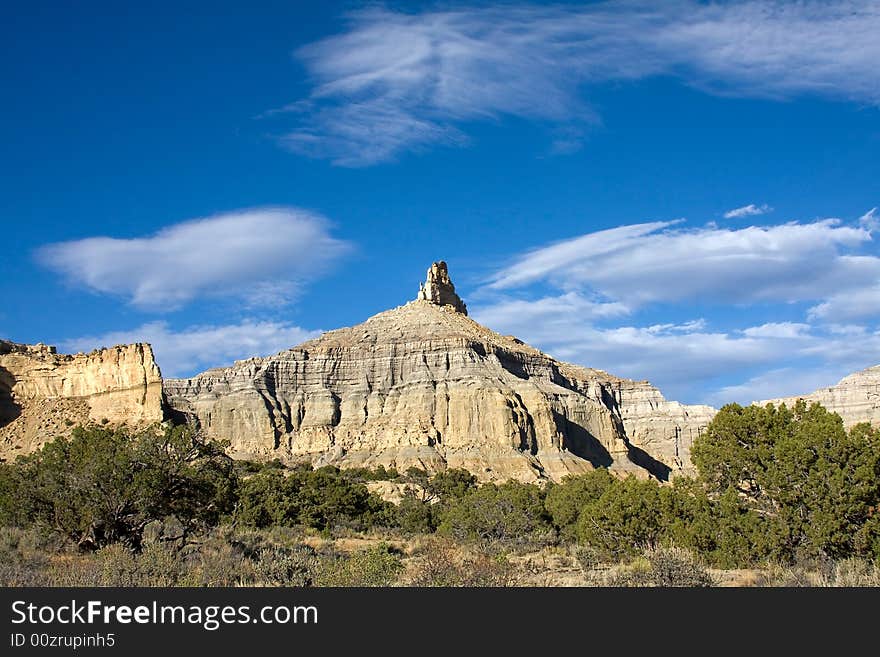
[0,340,165,460]
[416,261,467,315]
[165,263,709,482]
[755,366,880,428]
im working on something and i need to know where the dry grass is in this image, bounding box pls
[2,526,878,587]
[747,558,880,587]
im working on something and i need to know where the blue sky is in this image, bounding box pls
[2,1,879,405]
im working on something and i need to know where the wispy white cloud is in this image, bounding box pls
[474,292,880,404]
[800,208,880,321]
[471,299,785,400]
[280,100,468,166]
[487,219,878,306]
[800,327,880,370]
[474,211,880,404]
[473,292,630,339]
[706,367,852,407]
[859,207,879,232]
[808,285,880,322]
[724,203,772,219]
[742,322,811,339]
[60,320,321,378]
[645,319,707,334]
[277,1,880,165]
[827,324,869,336]
[36,207,351,311]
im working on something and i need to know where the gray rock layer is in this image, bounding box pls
[756,365,880,428]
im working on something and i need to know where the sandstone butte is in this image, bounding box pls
[2,262,878,482]
[162,261,715,482]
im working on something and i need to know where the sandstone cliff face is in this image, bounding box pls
[164,263,706,482]
[608,380,716,476]
[755,366,880,428]
[0,340,165,460]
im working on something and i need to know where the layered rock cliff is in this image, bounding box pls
[607,380,716,476]
[6,261,880,479]
[755,366,880,428]
[0,340,165,460]
[164,263,710,482]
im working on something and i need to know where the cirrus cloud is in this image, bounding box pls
[724,203,772,219]
[275,1,880,165]
[487,218,878,307]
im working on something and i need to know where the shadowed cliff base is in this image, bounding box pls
[0,367,20,428]
[553,411,612,469]
[627,444,673,482]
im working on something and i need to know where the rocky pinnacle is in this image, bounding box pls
[416,261,468,315]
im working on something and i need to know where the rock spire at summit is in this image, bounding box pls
[416,261,468,315]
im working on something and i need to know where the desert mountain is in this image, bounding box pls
[164,262,714,482]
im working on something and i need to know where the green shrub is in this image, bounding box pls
[438,481,551,547]
[573,545,601,571]
[234,471,295,528]
[0,463,31,527]
[315,544,404,587]
[234,465,396,531]
[0,425,236,550]
[252,544,319,586]
[342,465,400,482]
[0,527,54,586]
[544,469,615,541]
[610,547,714,587]
[406,538,518,587]
[662,479,774,568]
[692,401,880,561]
[820,558,880,587]
[575,476,666,558]
[396,493,436,534]
[427,468,478,502]
[94,543,183,586]
[646,547,715,587]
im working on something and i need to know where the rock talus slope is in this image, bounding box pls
[165,263,712,481]
[0,340,165,460]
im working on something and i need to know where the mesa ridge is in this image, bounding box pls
[3,262,877,483]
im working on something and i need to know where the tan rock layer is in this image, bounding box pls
[0,340,165,460]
